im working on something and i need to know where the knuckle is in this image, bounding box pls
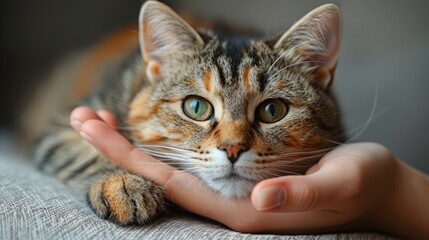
[122,147,140,169]
[283,179,320,211]
[162,171,177,201]
[298,184,319,211]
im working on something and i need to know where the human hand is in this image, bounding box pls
[70,106,429,238]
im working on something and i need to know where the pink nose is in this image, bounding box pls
[218,143,249,164]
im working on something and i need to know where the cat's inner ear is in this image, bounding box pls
[139,1,204,82]
[274,4,341,90]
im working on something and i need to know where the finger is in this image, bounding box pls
[79,119,176,186]
[70,106,118,130]
[70,106,102,131]
[96,110,118,128]
[251,161,357,212]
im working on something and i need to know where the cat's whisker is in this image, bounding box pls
[115,161,202,166]
[324,138,344,146]
[281,151,330,159]
[212,190,222,202]
[136,144,196,154]
[260,153,328,168]
[274,147,334,158]
[255,168,297,181]
[261,164,314,173]
[347,112,393,142]
[345,86,378,143]
[257,154,322,163]
[188,36,205,67]
[278,149,332,157]
[259,168,302,178]
[183,173,203,188]
[116,126,141,131]
[264,171,302,179]
[267,38,322,73]
[137,150,190,160]
[325,86,390,147]
[268,60,328,81]
[169,168,198,177]
[135,146,195,159]
[262,159,319,166]
[126,29,139,34]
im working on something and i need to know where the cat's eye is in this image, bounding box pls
[256,99,288,123]
[182,96,214,121]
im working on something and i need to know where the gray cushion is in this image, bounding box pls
[0,132,394,240]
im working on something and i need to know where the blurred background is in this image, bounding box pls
[1,0,428,173]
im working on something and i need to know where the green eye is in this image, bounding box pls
[256,99,288,123]
[182,96,214,121]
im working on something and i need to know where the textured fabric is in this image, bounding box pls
[0,133,395,240]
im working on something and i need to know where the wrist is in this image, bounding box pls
[364,157,429,238]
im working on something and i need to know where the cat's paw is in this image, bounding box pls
[88,173,166,225]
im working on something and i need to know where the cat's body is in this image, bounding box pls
[34,1,344,225]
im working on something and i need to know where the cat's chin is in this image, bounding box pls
[206,177,256,199]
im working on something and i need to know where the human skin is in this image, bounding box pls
[70,106,429,239]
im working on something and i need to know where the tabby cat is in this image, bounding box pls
[34,1,343,225]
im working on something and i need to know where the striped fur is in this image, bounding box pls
[34,1,344,225]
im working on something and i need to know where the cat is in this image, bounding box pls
[34,1,343,225]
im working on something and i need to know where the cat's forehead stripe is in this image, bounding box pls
[243,66,251,93]
[209,38,271,95]
[258,72,269,92]
[213,37,253,86]
[213,58,226,86]
[203,70,211,92]
[223,38,251,81]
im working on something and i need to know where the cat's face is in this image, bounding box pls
[128,1,343,198]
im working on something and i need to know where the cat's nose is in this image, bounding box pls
[218,143,249,164]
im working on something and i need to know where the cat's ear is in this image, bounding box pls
[274,4,341,90]
[139,1,204,82]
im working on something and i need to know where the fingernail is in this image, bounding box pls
[256,186,285,211]
[70,120,82,131]
[79,131,101,151]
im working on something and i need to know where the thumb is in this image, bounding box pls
[251,167,347,212]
